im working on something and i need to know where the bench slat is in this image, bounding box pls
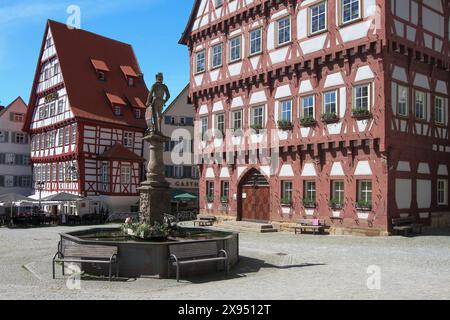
[169,242,219,260]
[63,245,118,259]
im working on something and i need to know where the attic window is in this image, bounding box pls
[106,92,126,116]
[114,106,122,116]
[91,59,110,81]
[120,66,138,86]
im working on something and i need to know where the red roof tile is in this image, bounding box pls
[99,143,144,161]
[25,20,148,131]
[126,95,146,109]
[91,59,110,72]
[120,65,138,78]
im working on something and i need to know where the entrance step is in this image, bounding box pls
[216,221,278,233]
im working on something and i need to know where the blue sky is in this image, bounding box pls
[0,0,194,107]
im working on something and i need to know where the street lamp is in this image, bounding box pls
[36,181,45,214]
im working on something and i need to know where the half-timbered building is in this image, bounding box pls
[23,20,148,214]
[180,0,450,235]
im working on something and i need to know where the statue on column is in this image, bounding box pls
[146,72,170,134]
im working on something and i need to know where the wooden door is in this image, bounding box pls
[241,185,270,222]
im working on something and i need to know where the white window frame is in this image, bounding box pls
[358,180,372,204]
[397,85,409,117]
[414,90,427,120]
[195,50,206,74]
[281,180,293,201]
[249,28,263,56]
[340,0,361,25]
[353,83,371,111]
[251,106,264,127]
[123,131,134,148]
[121,165,132,185]
[304,181,316,201]
[211,44,223,69]
[332,180,345,204]
[229,36,242,63]
[277,16,291,46]
[301,95,315,118]
[435,96,445,125]
[280,99,293,122]
[309,1,327,35]
[232,110,243,130]
[437,179,448,205]
[323,90,338,114]
[215,113,225,135]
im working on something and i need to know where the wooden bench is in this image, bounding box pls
[168,242,229,282]
[392,217,423,236]
[52,242,119,281]
[294,219,329,235]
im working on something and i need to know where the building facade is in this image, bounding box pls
[181,0,450,235]
[0,97,32,197]
[23,20,148,215]
[161,85,199,200]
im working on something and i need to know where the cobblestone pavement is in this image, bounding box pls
[1,224,450,300]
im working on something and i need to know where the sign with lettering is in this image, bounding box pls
[170,180,199,188]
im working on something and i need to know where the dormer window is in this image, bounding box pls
[98,71,106,81]
[134,109,142,119]
[91,58,110,81]
[120,66,138,87]
[114,106,122,116]
[128,77,134,87]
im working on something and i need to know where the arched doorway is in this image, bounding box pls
[238,169,270,222]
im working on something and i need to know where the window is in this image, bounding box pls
[201,117,208,140]
[211,44,223,69]
[301,95,315,118]
[53,63,59,76]
[414,90,426,120]
[114,106,122,116]
[354,84,370,110]
[358,180,372,204]
[249,28,262,56]
[229,36,242,62]
[437,179,448,205]
[179,117,186,125]
[128,77,134,87]
[123,131,133,148]
[174,166,184,179]
[65,127,70,146]
[281,181,293,202]
[52,164,57,182]
[341,0,360,24]
[5,153,15,165]
[280,100,292,122]
[57,129,63,147]
[207,181,215,201]
[5,176,14,188]
[0,131,8,143]
[46,165,51,182]
[310,2,327,34]
[192,166,199,179]
[170,116,177,125]
[45,38,52,49]
[195,50,206,73]
[331,180,345,204]
[12,113,25,122]
[21,176,32,188]
[232,110,242,130]
[221,181,230,200]
[98,72,106,81]
[58,99,66,113]
[14,133,26,144]
[59,164,64,183]
[323,91,337,114]
[251,106,264,127]
[215,0,223,8]
[44,105,49,118]
[277,16,291,46]
[397,85,408,116]
[49,131,55,148]
[134,109,142,119]
[216,113,225,135]
[49,103,56,117]
[435,96,445,125]
[71,125,76,145]
[304,181,316,202]
[121,165,131,185]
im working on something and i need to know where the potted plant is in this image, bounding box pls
[356,200,372,211]
[321,112,339,123]
[277,120,293,130]
[280,197,292,207]
[220,196,229,204]
[302,198,316,208]
[250,124,263,134]
[207,195,214,203]
[299,116,317,127]
[352,108,372,119]
[329,199,344,210]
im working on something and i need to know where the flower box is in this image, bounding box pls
[299,116,317,127]
[277,120,293,131]
[321,112,339,123]
[352,109,372,119]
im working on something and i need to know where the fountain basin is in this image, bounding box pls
[59,227,239,279]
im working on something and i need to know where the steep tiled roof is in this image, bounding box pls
[99,143,145,161]
[0,97,27,118]
[25,20,148,131]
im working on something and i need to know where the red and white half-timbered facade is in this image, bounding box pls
[181,0,450,235]
[24,20,148,214]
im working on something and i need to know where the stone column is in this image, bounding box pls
[139,133,171,225]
